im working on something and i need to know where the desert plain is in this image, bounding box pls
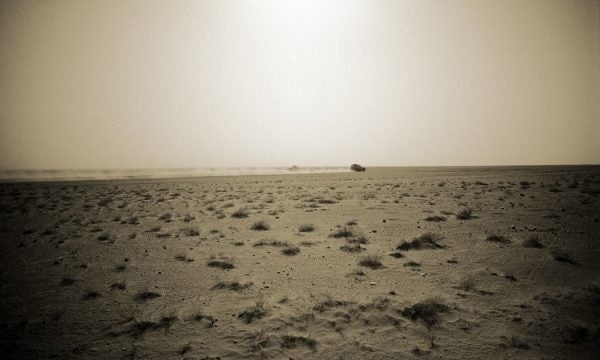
[1,166,599,359]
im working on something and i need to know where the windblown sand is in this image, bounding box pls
[1,167,599,359]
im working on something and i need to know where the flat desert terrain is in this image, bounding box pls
[1,166,599,359]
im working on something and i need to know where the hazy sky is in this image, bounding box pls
[1,0,598,169]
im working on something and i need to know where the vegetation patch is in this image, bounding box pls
[251,221,270,231]
[522,235,544,248]
[281,335,318,350]
[401,299,450,327]
[238,302,268,323]
[397,233,445,251]
[282,246,300,256]
[456,208,473,220]
[358,255,384,269]
[486,234,511,244]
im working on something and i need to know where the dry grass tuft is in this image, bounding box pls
[522,234,544,248]
[397,232,445,251]
[251,221,270,231]
[281,246,300,256]
[281,335,318,350]
[358,255,384,269]
[456,208,473,220]
[401,298,450,327]
[486,234,511,244]
[238,301,268,323]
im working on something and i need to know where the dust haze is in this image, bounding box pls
[1,0,598,169]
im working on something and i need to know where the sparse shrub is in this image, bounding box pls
[346,235,368,245]
[281,335,318,350]
[207,259,235,269]
[97,233,111,241]
[403,261,421,267]
[181,227,200,236]
[313,298,353,312]
[60,277,75,286]
[456,208,473,220]
[175,254,194,262]
[396,232,445,251]
[425,215,446,222]
[115,264,127,272]
[486,234,511,244]
[110,282,126,290]
[330,226,355,238]
[358,255,384,269]
[299,224,315,232]
[134,291,161,302]
[253,239,289,247]
[193,313,216,328]
[179,344,192,355]
[318,199,336,204]
[212,281,252,291]
[251,221,270,231]
[522,234,544,248]
[158,213,172,221]
[551,250,577,265]
[238,301,268,323]
[83,291,100,300]
[509,336,530,349]
[401,298,450,327]
[457,276,477,292]
[389,252,404,258]
[232,209,249,218]
[282,246,300,256]
[124,316,177,338]
[340,244,364,253]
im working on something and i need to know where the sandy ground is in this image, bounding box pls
[1,166,599,359]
